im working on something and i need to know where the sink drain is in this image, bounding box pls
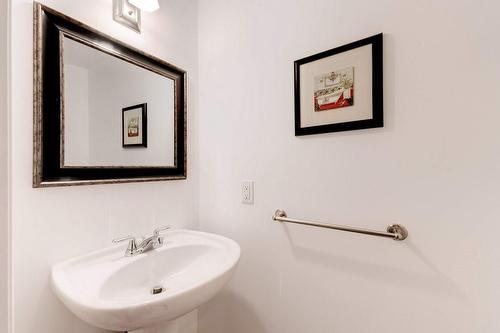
[151,286,166,295]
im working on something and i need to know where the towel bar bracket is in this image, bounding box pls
[386,224,408,241]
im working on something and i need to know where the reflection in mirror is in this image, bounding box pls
[63,36,175,167]
[33,3,186,187]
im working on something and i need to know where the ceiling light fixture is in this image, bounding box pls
[129,0,160,12]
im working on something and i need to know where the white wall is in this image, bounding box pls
[9,1,198,333]
[7,0,500,332]
[0,0,10,331]
[197,0,500,332]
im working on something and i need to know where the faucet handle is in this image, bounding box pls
[112,235,136,243]
[153,226,171,237]
[112,236,138,256]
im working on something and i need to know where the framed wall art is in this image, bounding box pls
[122,103,148,147]
[294,33,383,136]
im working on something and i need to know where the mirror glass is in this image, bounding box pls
[63,36,175,167]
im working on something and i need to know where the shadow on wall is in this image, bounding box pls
[198,290,268,333]
[283,226,468,303]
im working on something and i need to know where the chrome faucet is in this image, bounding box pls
[112,226,171,257]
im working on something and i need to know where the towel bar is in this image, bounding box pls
[272,209,408,241]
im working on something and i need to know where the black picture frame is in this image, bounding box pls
[294,33,383,136]
[122,103,148,148]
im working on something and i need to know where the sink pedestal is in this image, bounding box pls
[129,310,198,333]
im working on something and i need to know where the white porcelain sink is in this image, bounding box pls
[51,229,240,332]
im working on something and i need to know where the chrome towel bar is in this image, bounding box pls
[272,209,408,241]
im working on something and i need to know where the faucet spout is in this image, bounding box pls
[138,235,162,252]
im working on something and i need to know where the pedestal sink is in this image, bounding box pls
[51,229,240,332]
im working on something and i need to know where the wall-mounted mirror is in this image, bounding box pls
[33,3,186,187]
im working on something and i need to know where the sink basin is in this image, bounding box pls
[51,229,240,332]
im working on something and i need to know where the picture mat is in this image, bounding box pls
[123,107,144,145]
[300,44,373,128]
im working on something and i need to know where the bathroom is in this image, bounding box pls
[1,0,500,332]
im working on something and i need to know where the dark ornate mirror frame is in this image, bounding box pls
[33,3,187,187]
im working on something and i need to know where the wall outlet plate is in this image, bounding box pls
[241,180,254,204]
[113,0,141,33]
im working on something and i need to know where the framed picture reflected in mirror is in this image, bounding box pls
[122,103,147,148]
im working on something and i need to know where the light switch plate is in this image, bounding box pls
[113,0,141,33]
[241,180,254,204]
